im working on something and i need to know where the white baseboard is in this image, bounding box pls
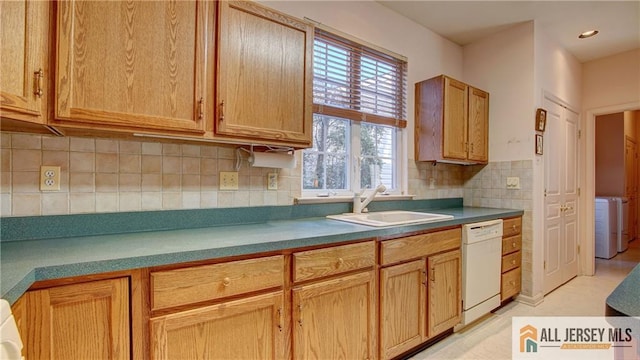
[515,293,544,307]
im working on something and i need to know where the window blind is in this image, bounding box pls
[313,29,407,128]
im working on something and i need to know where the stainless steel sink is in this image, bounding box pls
[326,210,453,227]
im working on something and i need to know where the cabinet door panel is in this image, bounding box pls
[217,1,312,146]
[55,1,208,133]
[151,291,286,360]
[380,260,426,360]
[467,87,488,162]
[293,271,376,360]
[0,0,48,122]
[442,77,467,160]
[23,278,130,360]
[428,250,462,338]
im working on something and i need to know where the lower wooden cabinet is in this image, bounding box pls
[501,217,523,301]
[427,249,462,337]
[379,229,462,360]
[292,270,377,360]
[380,260,426,359]
[15,277,130,360]
[150,291,286,360]
[11,229,472,359]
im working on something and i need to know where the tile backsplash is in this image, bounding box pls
[1,132,301,216]
[1,131,532,229]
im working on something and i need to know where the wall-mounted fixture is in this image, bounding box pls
[235,145,296,169]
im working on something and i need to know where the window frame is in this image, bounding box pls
[301,25,407,198]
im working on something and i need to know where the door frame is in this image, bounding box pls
[582,101,640,276]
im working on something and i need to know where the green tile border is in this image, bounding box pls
[0,198,463,242]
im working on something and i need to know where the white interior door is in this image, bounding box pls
[543,98,579,294]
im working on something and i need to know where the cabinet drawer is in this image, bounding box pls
[501,251,521,273]
[380,228,461,266]
[502,235,522,255]
[151,255,284,311]
[501,267,521,301]
[293,241,375,282]
[503,217,522,237]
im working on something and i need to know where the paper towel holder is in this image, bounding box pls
[236,145,296,170]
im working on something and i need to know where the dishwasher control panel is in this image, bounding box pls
[462,219,503,244]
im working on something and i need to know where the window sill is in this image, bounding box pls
[295,194,414,205]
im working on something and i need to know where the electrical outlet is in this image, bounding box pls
[506,176,520,189]
[267,173,278,190]
[219,171,239,190]
[40,166,61,191]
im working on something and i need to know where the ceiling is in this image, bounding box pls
[377,1,640,63]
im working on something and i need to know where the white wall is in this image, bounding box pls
[582,49,640,111]
[581,49,640,276]
[532,25,583,299]
[462,21,535,163]
[461,20,583,302]
[534,27,582,109]
[462,21,537,299]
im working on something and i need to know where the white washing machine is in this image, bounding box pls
[0,299,24,360]
[595,197,618,259]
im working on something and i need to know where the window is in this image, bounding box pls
[303,28,407,195]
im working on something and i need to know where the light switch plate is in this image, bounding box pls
[506,176,520,189]
[220,171,239,190]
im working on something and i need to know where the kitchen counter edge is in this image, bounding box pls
[1,206,524,304]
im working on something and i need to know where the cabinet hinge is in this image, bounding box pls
[543,261,546,270]
[544,188,547,197]
[578,188,581,196]
[577,245,580,254]
[578,130,581,139]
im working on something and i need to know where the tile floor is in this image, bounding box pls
[410,239,640,360]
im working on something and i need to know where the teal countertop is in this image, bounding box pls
[1,199,523,305]
[606,263,640,316]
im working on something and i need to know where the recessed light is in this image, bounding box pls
[578,30,599,39]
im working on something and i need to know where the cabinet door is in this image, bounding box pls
[427,249,462,338]
[151,291,286,360]
[22,278,130,360]
[55,1,210,133]
[380,260,426,360]
[0,0,48,122]
[442,77,468,160]
[216,1,312,146]
[293,271,376,360]
[467,87,489,163]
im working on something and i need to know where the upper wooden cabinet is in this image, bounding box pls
[53,1,212,134]
[215,1,313,147]
[415,75,489,164]
[0,0,49,124]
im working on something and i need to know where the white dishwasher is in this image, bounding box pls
[455,219,503,331]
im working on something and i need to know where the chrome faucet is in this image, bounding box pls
[353,184,387,214]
